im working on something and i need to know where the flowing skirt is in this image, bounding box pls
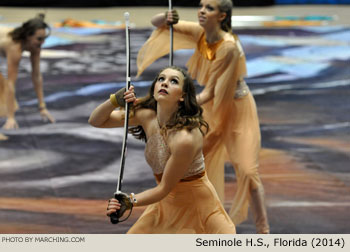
[203,93,262,225]
[127,173,236,234]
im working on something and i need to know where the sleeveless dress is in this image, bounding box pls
[136,21,263,226]
[127,131,236,234]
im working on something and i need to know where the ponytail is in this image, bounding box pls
[218,0,233,33]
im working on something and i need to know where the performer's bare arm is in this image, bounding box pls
[30,49,55,123]
[89,86,144,128]
[151,10,178,28]
[2,44,21,129]
[196,85,215,105]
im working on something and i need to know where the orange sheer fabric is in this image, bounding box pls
[128,173,236,234]
[137,21,262,225]
[197,33,224,61]
[128,129,236,234]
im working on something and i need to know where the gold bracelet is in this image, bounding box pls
[109,94,119,107]
[39,103,46,111]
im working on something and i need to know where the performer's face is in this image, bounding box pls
[153,68,184,104]
[26,28,47,50]
[198,0,226,29]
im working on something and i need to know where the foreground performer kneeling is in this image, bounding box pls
[89,66,235,234]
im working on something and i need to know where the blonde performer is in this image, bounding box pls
[136,0,269,233]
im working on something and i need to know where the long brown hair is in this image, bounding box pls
[129,66,208,142]
[9,13,50,42]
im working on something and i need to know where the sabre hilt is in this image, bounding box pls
[110,191,133,224]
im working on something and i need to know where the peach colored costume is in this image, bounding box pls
[127,131,236,234]
[137,21,263,226]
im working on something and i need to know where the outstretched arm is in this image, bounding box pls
[133,130,200,206]
[2,45,21,129]
[107,129,201,216]
[30,50,55,123]
[135,135,196,205]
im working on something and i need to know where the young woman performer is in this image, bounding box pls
[89,66,236,234]
[0,14,55,130]
[136,0,269,233]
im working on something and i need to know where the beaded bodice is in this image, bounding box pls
[144,131,205,178]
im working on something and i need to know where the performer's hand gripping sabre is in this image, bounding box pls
[110,12,133,224]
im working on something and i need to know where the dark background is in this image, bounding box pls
[0,1,274,7]
[2,0,350,7]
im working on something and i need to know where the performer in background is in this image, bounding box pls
[89,66,236,234]
[0,14,55,130]
[136,0,269,233]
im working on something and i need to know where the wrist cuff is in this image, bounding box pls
[109,94,119,107]
[39,103,46,111]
